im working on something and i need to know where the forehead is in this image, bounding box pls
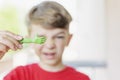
[30,24,68,35]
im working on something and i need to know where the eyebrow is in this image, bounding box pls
[37,31,66,37]
[56,31,65,35]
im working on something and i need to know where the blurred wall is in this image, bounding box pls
[106,0,120,80]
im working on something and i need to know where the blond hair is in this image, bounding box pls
[26,1,72,30]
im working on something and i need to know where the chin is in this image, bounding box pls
[43,59,60,66]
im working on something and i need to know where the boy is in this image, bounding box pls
[0,1,90,80]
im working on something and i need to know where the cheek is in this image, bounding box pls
[31,44,43,54]
[55,40,66,52]
[55,38,68,47]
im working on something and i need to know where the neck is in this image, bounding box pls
[38,61,66,72]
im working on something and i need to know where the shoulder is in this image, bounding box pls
[66,66,90,80]
[3,63,38,80]
[11,63,37,72]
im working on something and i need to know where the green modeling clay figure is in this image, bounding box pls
[20,35,46,44]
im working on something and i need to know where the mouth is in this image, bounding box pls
[43,52,56,59]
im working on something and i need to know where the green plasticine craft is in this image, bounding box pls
[20,35,46,44]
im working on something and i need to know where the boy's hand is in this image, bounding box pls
[0,31,23,59]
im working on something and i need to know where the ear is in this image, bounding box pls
[66,34,73,46]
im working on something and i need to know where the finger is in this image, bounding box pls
[0,36,17,51]
[0,43,9,53]
[6,35,23,49]
[0,52,5,60]
[0,30,23,40]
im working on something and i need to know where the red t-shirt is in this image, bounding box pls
[4,63,90,80]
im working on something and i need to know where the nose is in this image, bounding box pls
[44,38,55,49]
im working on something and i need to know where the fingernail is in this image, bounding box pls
[18,45,22,49]
[17,35,23,40]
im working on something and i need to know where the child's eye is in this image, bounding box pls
[56,36,65,39]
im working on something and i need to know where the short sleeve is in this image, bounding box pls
[3,66,26,80]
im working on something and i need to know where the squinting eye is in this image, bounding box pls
[56,36,65,39]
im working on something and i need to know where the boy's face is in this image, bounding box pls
[29,24,72,66]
